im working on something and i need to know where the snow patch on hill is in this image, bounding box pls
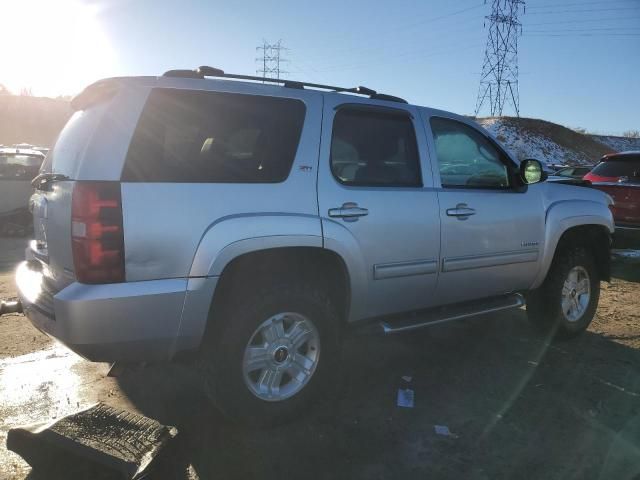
[477,117,595,167]
[589,135,640,153]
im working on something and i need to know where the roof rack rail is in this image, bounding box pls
[162,66,408,103]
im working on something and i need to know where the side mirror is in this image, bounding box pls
[520,159,546,185]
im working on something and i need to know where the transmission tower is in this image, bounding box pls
[475,0,525,117]
[256,40,288,79]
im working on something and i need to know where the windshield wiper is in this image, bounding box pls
[31,172,71,190]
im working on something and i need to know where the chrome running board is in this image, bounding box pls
[380,293,525,334]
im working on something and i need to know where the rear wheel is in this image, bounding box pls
[527,246,600,339]
[199,283,342,427]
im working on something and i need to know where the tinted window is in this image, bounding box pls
[122,89,306,183]
[430,117,510,188]
[591,159,640,178]
[330,108,421,187]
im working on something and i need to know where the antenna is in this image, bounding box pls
[475,0,525,117]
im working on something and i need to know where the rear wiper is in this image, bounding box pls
[31,172,71,190]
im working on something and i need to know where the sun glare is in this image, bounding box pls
[0,0,116,97]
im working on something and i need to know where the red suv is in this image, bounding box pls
[585,151,640,247]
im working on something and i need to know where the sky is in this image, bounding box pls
[1,0,639,135]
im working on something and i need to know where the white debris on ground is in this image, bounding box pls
[612,249,640,259]
[397,388,415,408]
[477,117,595,167]
[589,135,640,153]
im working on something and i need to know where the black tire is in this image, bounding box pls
[199,283,342,427]
[526,246,600,339]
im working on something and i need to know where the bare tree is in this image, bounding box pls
[622,129,640,138]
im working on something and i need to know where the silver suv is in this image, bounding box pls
[17,67,614,425]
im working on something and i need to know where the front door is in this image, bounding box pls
[423,114,545,305]
[317,98,441,320]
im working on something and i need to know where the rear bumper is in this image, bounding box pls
[613,225,640,249]
[16,261,194,362]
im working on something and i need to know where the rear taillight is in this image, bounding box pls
[71,182,125,284]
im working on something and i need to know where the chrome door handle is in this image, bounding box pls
[446,203,476,219]
[328,202,369,221]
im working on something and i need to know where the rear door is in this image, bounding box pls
[423,113,545,305]
[594,183,640,227]
[317,97,441,320]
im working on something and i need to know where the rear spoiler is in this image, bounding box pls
[71,80,120,111]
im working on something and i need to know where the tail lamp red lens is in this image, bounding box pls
[71,182,125,284]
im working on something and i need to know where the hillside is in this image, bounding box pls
[477,116,613,166]
[0,95,72,147]
[589,134,640,153]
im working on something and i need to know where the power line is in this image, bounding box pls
[528,0,636,8]
[527,27,640,32]
[394,3,485,31]
[307,24,484,72]
[525,16,640,26]
[475,0,525,117]
[527,6,640,15]
[256,40,288,79]
[309,42,480,74]
[301,2,485,55]
[525,32,640,36]
[302,7,484,65]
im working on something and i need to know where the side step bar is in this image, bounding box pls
[380,293,525,334]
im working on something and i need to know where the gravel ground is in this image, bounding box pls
[0,237,639,480]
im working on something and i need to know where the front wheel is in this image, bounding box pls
[526,246,600,339]
[199,283,342,427]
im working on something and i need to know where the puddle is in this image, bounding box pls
[0,345,84,424]
[0,345,106,477]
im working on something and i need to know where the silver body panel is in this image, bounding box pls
[16,75,615,362]
[0,180,34,213]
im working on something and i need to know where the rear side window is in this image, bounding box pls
[330,107,421,187]
[591,159,640,178]
[43,106,106,176]
[122,89,306,183]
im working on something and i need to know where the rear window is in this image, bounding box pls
[591,158,640,177]
[42,106,107,176]
[0,154,44,180]
[122,89,306,183]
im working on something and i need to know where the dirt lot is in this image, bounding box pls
[0,237,639,480]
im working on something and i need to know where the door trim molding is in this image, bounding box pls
[373,259,438,280]
[442,249,539,273]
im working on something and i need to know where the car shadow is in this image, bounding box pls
[99,302,640,480]
[612,251,640,283]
